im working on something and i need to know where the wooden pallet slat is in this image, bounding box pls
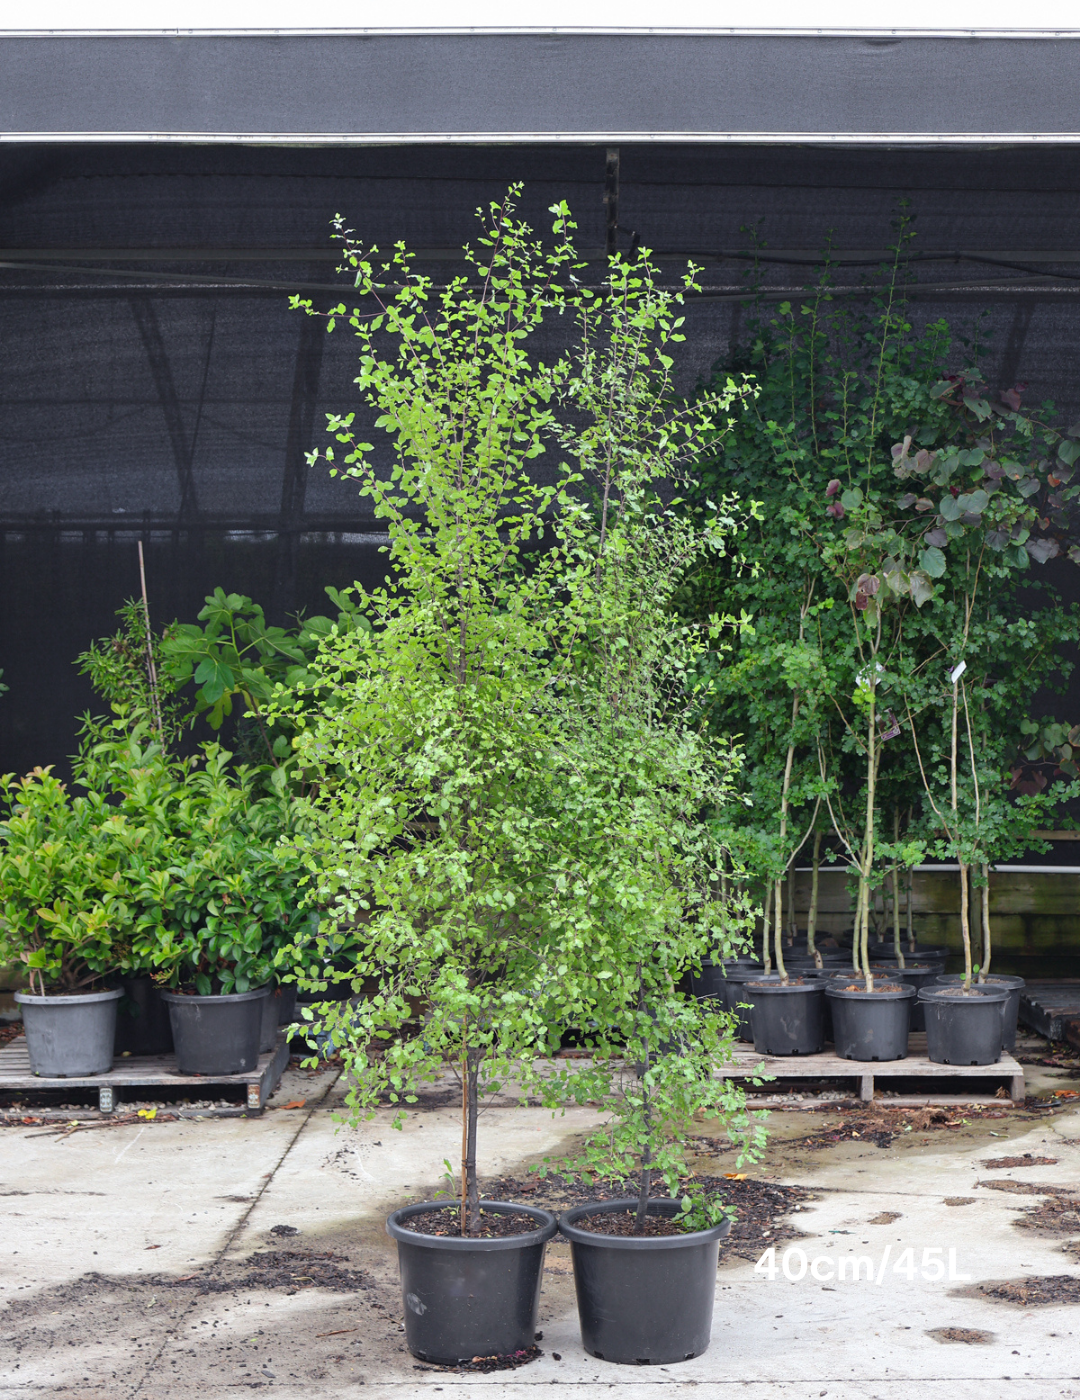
[0,1035,290,1113]
[717,1033,1024,1103]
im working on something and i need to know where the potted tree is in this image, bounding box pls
[0,766,128,1076]
[282,190,754,1366]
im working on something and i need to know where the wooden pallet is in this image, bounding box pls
[717,1033,1025,1104]
[0,1035,290,1114]
[1019,979,1080,1041]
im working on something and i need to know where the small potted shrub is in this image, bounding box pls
[550,994,764,1364]
[0,766,128,1076]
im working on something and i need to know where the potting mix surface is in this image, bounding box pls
[395,1206,542,1238]
[568,1208,701,1236]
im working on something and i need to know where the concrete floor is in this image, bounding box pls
[2,1047,1080,1398]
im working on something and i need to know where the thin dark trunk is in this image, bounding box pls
[635,971,651,1234]
[464,1047,481,1234]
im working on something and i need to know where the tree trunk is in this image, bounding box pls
[773,876,788,982]
[808,830,822,968]
[891,807,905,969]
[980,862,992,980]
[464,1047,482,1234]
[959,861,972,991]
[761,883,772,972]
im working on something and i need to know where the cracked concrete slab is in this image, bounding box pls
[2,1051,1080,1397]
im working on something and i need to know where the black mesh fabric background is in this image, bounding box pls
[2,141,1080,781]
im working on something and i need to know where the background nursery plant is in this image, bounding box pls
[282,189,762,1237]
[689,228,1080,979]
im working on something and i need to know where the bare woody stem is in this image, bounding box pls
[808,829,822,968]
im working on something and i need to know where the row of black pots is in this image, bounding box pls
[13,980,297,1078]
[387,1196,728,1367]
[693,957,1022,1065]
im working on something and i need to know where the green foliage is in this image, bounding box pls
[280,188,763,1232]
[160,586,370,774]
[80,589,370,782]
[0,765,134,993]
[687,223,1080,979]
[0,712,308,997]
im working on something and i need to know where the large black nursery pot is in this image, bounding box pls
[258,983,298,1053]
[386,1201,558,1365]
[919,984,1009,1065]
[161,986,270,1074]
[826,982,913,1061]
[868,940,949,970]
[113,976,174,1057]
[934,974,1025,1052]
[782,950,853,972]
[863,961,936,1031]
[744,973,826,1056]
[559,1198,730,1365]
[688,956,761,1002]
[719,966,769,1041]
[14,988,123,1076]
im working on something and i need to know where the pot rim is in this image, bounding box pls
[386,1199,558,1251]
[825,983,915,1000]
[160,985,271,1004]
[934,974,1026,989]
[739,977,827,994]
[559,1197,732,1249]
[918,985,1010,1004]
[14,988,123,1005]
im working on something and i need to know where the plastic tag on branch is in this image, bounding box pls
[856,663,885,693]
[878,710,901,742]
[949,661,967,686]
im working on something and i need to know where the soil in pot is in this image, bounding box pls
[826,982,915,1061]
[855,961,936,1031]
[14,988,123,1077]
[386,1200,557,1365]
[161,986,270,1075]
[113,976,173,1057]
[919,985,1010,1066]
[742,975,826,1056]
[559,1198,730,1365]
[934,974,1025,1052]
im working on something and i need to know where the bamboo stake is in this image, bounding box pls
[137,540,165,740]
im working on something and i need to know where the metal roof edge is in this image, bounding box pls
[5,129,1080,145]
[3,27,1080,38]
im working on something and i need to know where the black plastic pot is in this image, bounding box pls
[386,1201,557,1365]
[743,975,826,1056]
[113,976,174,1057]
[919,985,1010,1065]
[161,986,270,1074]
[934,974,1025,1052]
[559,1198,731,1365]
[826,982,914,1061]
[688,957,762,1001]
[856,961,936,1031]
[720,966,769,1041]
[868,941,949,965]
[258,984,299,1053]
[14,989,122,1076]
[782,950,853,972]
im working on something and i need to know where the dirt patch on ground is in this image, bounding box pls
[413,1345,544,1375]
[981,1154,1059,1168]
[1009,1193,1080,1239]
[867,1211,902,1225]
[927,1327,995,1343]
[482,1170,814,1263]
[944,1197,979,1206]
[977,1179,1078,1197]
[963,1276,1080,1306]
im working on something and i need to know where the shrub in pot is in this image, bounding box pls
[120,739,307,1075]
[0,766,133,1075]
[546,994,763,1365]
[283,193,755,1366]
